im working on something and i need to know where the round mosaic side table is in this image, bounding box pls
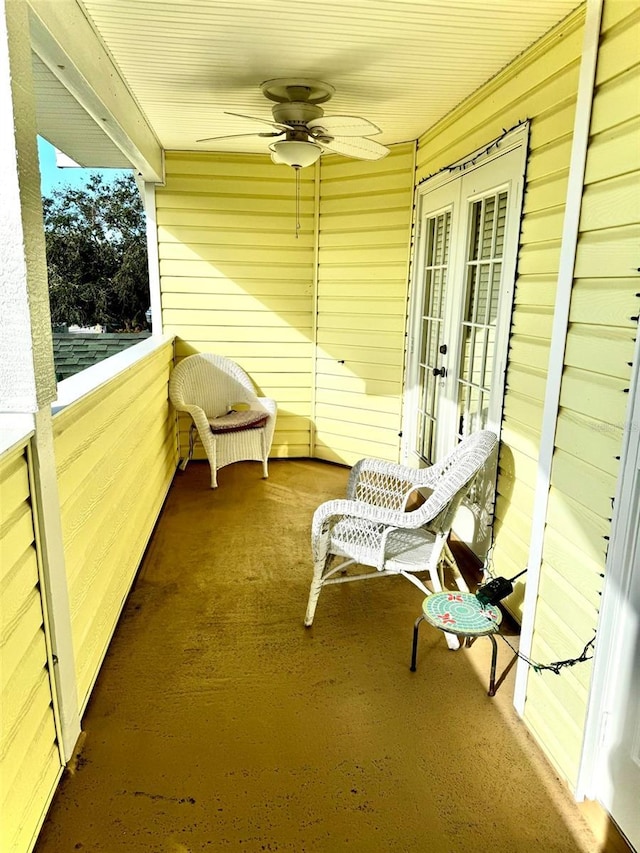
[410,591,503,696]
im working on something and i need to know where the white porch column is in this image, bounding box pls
[0,0,80,760]
[144,182,164,336]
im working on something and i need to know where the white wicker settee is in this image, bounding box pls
[169,353,277,488]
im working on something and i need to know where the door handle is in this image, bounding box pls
[432,366,446,377]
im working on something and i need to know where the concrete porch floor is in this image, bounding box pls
[35,459,604,853]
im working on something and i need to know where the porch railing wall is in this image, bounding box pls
[52,338,177,712]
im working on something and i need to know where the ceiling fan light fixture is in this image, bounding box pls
[269,140,322,169]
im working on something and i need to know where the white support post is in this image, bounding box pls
[0,0,80,759]
[513,0,604,715]
[0,3,55,407]
[30,410,81,760]
[144,182,163,336]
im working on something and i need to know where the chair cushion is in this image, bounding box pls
[208,409,268,434]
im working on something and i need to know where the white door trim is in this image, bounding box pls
[576,327,640,806]
[513,0,604,715]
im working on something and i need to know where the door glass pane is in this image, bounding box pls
[417,209,451,462]
[456,190,508,442]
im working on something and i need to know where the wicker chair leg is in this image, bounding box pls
[201,438,218,489]
[304,572,325,627]
[261,431,269,479]
[180,424,197,471]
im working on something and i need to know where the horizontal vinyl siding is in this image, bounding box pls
[315,143,415,466]
[0,441,61,853]
[416,7,585,618]
[157,153,316,459]
[524,1,640,787]
[53,340,176,710]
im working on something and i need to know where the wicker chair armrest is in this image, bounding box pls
[171,400,211,436]
[346,457,440,506]
[312,498,422,541]
[258,396,277,418]
[311,498,426,566]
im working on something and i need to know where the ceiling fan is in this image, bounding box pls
[197,78,390,169]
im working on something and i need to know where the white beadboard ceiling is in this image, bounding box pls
[36,0,584,163]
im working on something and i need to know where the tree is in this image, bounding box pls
[43,174,150,331]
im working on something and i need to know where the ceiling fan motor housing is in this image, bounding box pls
[261,78,335,105]
[271,100,324,127]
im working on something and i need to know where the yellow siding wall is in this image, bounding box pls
[416,7,585,616]
[524,0,640,787]
[156,153,316,459]
[53,340,176,710]
[0,440,62,853]
[315,143,416,466]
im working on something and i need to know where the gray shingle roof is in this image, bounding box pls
[53,332,151,381]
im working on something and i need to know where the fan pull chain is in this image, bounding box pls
[295,166,301,239]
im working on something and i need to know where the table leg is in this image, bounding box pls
[488,634,498,696]
[410,615,425,672]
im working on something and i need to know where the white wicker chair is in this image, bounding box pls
[305,430,498,648]
[169,353,277,488]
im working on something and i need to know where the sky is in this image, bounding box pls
[37,136,131,197]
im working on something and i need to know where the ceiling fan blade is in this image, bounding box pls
[308,116,382,137]
[225,111,292,132]
[321,136,390,161]
[196,131,282,143]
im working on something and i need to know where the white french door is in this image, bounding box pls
[403,128,528,554]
